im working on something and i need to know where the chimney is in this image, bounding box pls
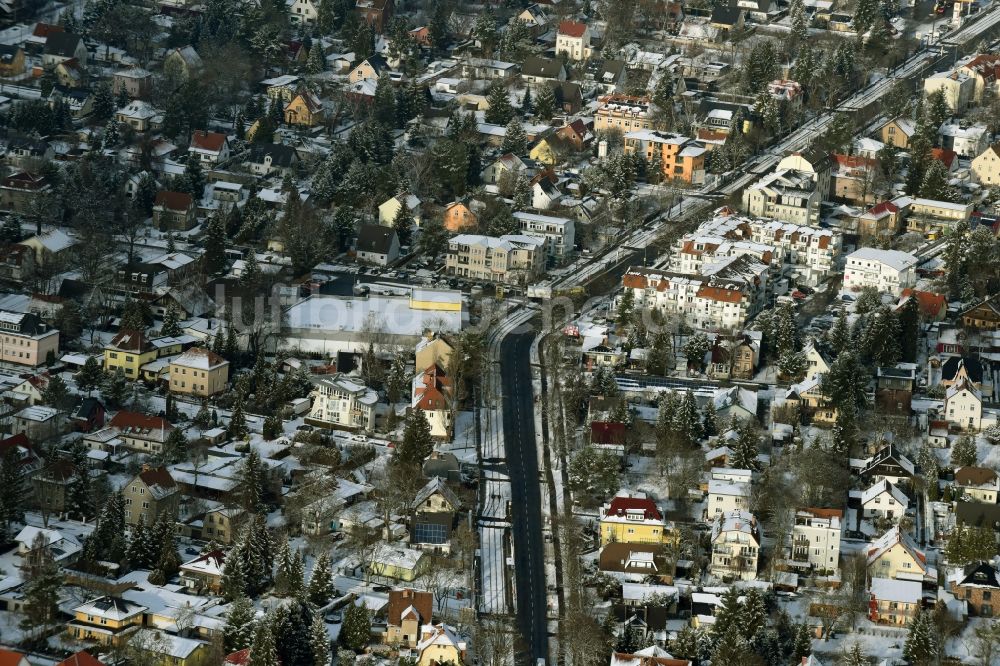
[141,463,151,473]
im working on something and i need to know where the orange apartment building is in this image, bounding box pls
[623,130,707,185]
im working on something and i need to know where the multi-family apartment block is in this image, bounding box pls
[308,373,379,431]
[445,234,547,284]
[743,169,823,225]
[790,507,842,572]
[513,211,575,260]
[0,310,59,367]
[623,131,707,185]
[594,95,654,133]
[843,247,918,296]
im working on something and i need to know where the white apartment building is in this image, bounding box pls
[621,254,768,332]
[707,478,750,521]
[710,509,761,581]
[790,508,842,572]
[680,213,842,285]
[555,20,591,61]
[938,120,990,157]
[513,211,575,260]
[843,247,918,296]
[945,378,982,431]
[445,234,547,284]
[308,373,378,431]
[743,169,823,225]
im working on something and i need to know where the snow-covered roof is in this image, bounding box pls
[869,576,921,604]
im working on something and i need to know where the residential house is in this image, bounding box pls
[0,650,30,666]
[876,364,916,417]
[169,348,229,397]
[623,131,707,185]
[355,0,394,32]
[308,373,379,431]
[955,467,1000,503]
[923,69,974,113]
[42,33,86,68]
[415,624,466,666]
[594,95,655,133]
[960,294,1000,330]
[410,477,458,553]
[378,193,422,226]
[384,588,433,648]
[442,202,477,232]
[445,233,546,284]
[460,58,516,80]
[860,444,916,488]
[861,479,909,522]
[0,310,59,367]
[598,542,668,578]
[289,0,318,23]
[790,508,842,572]
[938,120,990,157]
[713,386,757,423]
[898,289,947,321]
[6,137,53,168]
[68,596,145,646]
[152,191,197,231]
[369,546,426,582]
[356,224,401,266]
[514,211,575,260]
[128,630,207,666]
[710,5,745,32]
[32,457,74,515]
[707,474,751,521]
[53,59,84,88]
[245,143,298,176]
[114,100,158,132]
[164,46,202,80]
[481,153,531,185]
[950,561,1000,617]
[12,405,63,441]
[600,491,668,546]
[57,651,103,666]
[349,55,389,83]
[555,21,591,61]
[710,509,760,581]
[830,154,878,205]
[284,91,325,127]
[957,53,1000,102]
[189,130,229,165]
[200,507,242,544]
[412,365,453,439]
[103,330,157,380]
[939,357,987,393]
[520,56,566,85]
[0,45,25,77]
[972,143,1000,186]
[112,68,152,99]
[880,117,916,149]
[945,377,982,431]
[784,375,837,424]
[124,465,180,526]
[743,169,822,225]
[108,411,173,455]
[843,247,918,296]
[415,335,454,373]
[517,3,549,36]
[179,550,225,594]
[868,577,922,626]
[866,526,927,581]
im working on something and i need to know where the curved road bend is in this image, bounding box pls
[500,330,548,664]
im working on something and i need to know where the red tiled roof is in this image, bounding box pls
[605,496,662,521]
[108,329,149,353]
[623,273,649,289]
[32,22,63,37]
[0,650,26,666]
[610,654,689,666]
[931,147,957,169]
[591,421,626,445]
[558,20,587,37]
[190,130,227,152]
[154,190,193,211]
[138,465,177,490]
[224,649,251,665]
[58,651,103,666]
[865,201,900,217]
[110,411,172,432]
[800,507,843,519]
[387,588,433,626]
[900,288,946,318]
[696,285,742,303]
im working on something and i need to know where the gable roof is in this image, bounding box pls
[605,493,662,521]
[356,223,399,255]
[941,356,984,384]
[557,20,587,37]
[154,190,194,211]
[248,142,298,167]
[955,466,998,488]
[866,526,925,567]
[190,130,227,153]
[958,561,1000,588]
[710,4,743,24]
[110,411,173,435]
[44,32,82,58]
[861,479,908,508]
[58,652,103,666]
[898,288,946,318]
[522,55,564,78]
[107,329,150,353]
[591,420,626,445]
[387,588,433,626]
[411,477,460,511]
[136,465,178,499]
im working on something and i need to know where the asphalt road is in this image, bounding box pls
[500,331,548,664]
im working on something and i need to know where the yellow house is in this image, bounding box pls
[415,624,467,666]
[530,136,559,166]
[104,329,157,380]
[599,491,669,546]
[129,629,208,666]
[784,375,837,424]
[384,589,433,648]
[284,91,325,127]
[168,347,229,397]
[866,526,927,581]
[415,335,454,372]
[68,596,146,647]
[369,546,427,582]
